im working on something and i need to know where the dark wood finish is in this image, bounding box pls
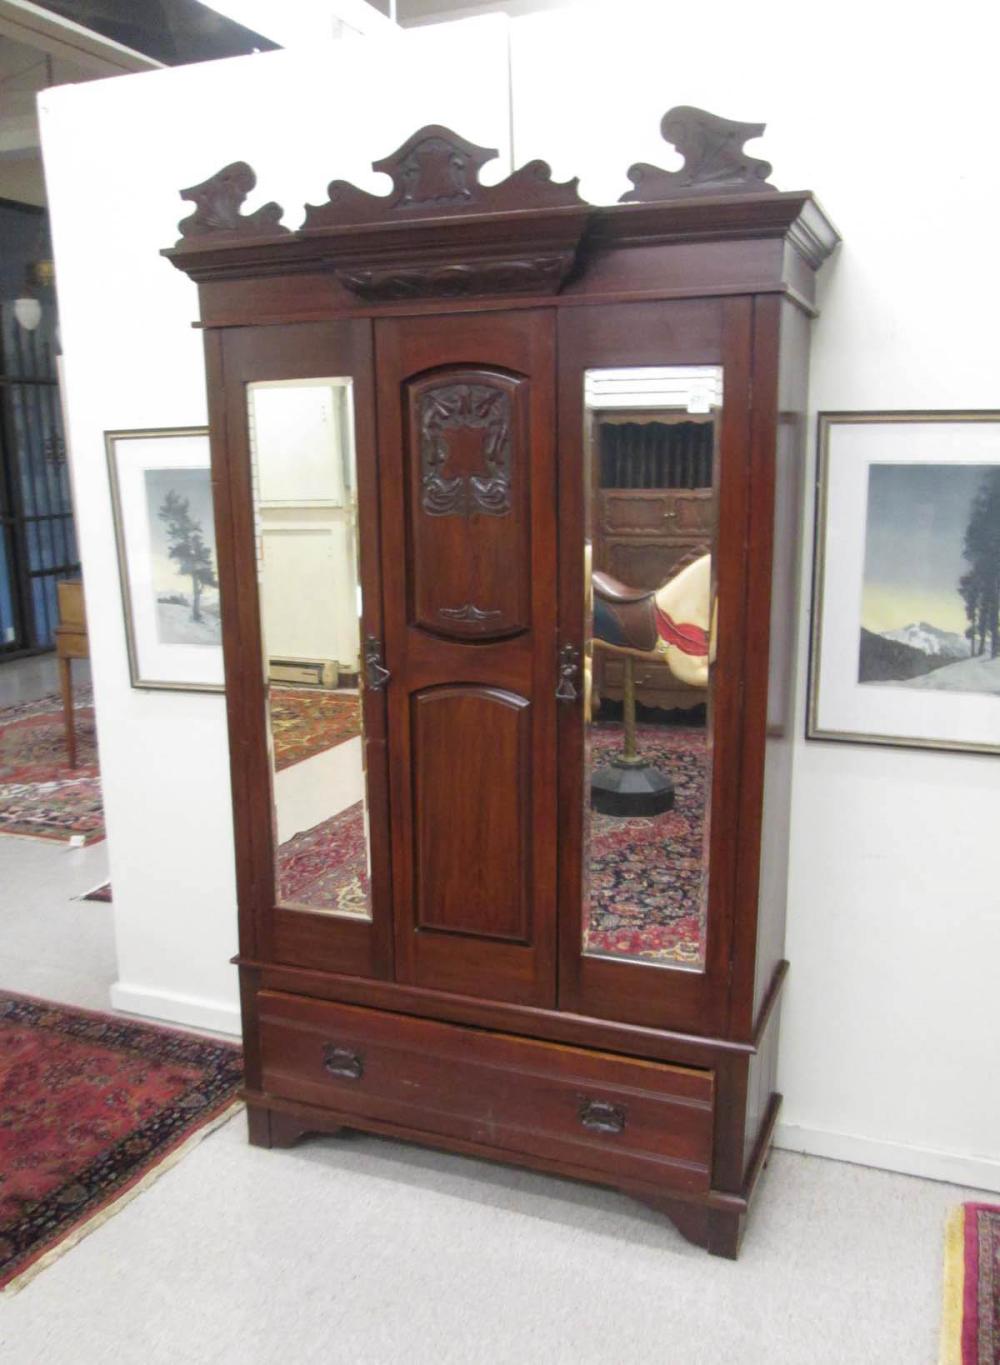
[376,309,558,1008]
[170,116,838,1257]
[412,686,531,942]
[621,106,775,203]
[409,371,527,639]
[205,320,393,981]
[303,126,584,228]
[173,161,288,246]
[257,992,714,1192]
[54,580,87,768]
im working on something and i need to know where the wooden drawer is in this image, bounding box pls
[599,490,713,537]
[257,992,714,1192]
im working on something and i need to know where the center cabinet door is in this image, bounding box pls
[376,311,558,1008]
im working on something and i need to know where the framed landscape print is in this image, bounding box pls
[106,427,224,692]
[808,411,1000,754]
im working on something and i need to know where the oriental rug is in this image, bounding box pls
[277,800,370,916]
[0,682,362,844]
[0,690,103,844]
[0,991,243,1295]
[940,1202,1000,1364]
[585,723,708,966]
[270,687,361,772]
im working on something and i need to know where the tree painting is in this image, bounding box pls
[960,468,1000,658]
[157,489,218,624]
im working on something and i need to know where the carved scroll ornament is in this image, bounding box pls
[174,161,288,245]
[621,106,776,202]
[420,383,512,518]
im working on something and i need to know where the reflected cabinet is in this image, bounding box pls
[166,108,838,1257]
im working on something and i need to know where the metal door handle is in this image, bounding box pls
[364,636,390,691]
[556,644,580,702]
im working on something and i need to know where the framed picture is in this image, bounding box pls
[808,411,1000,754]
[106,427,224,692]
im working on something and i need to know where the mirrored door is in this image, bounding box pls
[582,366,722,973]
[213,318,391,979]
[556,298,752,1034]
[247,377,372,922]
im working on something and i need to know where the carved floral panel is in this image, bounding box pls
[406,370,529,641]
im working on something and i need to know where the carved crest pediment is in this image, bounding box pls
[162,107,839,298]
[302,125,584,231]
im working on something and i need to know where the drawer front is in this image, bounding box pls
[599,491,713,537]
[257,992,714,1191]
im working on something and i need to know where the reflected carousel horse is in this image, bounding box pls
[589,551,714,816]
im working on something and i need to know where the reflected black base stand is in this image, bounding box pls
[591,653,674,817]
[591,755,675,816]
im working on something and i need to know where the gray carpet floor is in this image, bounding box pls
[0,656,982,1362]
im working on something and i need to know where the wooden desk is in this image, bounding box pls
[54,579,88,768]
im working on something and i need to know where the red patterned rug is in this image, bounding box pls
[270,687,361,772]
[941,1202,1000,1363]
[1,683,359,852]
[585,723,709,966]
[0,991,243,1294]
[277,800,370,915]
[0,691,103,844]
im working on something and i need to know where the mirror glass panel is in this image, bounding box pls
[582,366,722,971]
[247,378,371,919]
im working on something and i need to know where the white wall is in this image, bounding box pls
[39,19,513,1035]
[41,1,1000,1186]
[510,0,1000,1188]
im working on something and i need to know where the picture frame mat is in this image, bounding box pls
[809,412,1000,754]
[107,427,223,692]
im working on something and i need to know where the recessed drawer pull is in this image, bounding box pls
[323,1045,364,1081]
[578,1099,626,1135]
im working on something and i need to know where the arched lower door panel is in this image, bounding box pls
[412,686,532,944]
[376,310,558,1007]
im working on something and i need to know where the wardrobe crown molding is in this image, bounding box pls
[163,106,838,299]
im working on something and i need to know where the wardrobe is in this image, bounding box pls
[165,106,838,1257]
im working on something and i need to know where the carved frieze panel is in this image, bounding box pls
[406,370,529,641]
[335,253,572,302]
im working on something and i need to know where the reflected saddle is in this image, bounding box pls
[592,570,708,658]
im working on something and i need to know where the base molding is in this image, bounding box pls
[774,1121,1000,1193]
[110,981,241,1037]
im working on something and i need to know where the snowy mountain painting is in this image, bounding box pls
[881,622,970,659]
[858,463,1000,697]
[144,468,221,647]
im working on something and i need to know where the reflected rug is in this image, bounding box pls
[270,688,361,772]
[0,991,243,1295]
[585,723,708,966]
[940,1202,1000,1364]
[277,800,370,916]
[0,690,103,843]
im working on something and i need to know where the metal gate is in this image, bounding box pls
[0,301,78,654]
